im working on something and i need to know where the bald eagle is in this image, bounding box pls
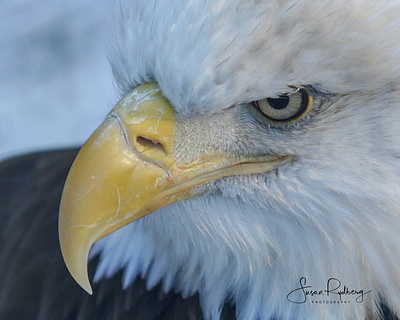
[1,0,400,319]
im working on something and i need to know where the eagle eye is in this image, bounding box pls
[252,88,312,124]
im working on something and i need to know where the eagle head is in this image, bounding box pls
[59,1,400,319]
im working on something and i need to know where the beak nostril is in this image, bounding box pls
[136,136,166,154]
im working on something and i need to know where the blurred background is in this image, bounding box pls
[0,0,116,160]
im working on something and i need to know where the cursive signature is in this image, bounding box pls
[287,277,372,304]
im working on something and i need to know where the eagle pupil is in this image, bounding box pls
[267,96,289,110]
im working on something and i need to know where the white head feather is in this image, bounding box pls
[92,1,400,319]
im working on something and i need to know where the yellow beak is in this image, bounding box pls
[59,83,292,294]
